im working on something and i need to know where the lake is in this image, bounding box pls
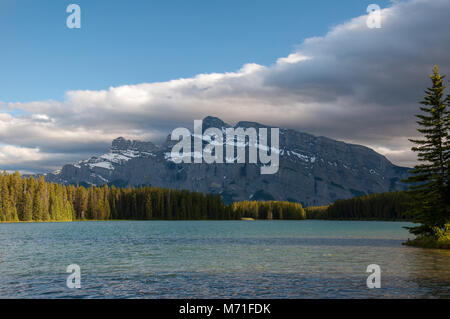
[0,220,449,298]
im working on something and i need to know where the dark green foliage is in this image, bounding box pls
[403,223,450,249]
[404,65,450,236]
[232,201,306,220]
[306,192,411,220]
[0,171,235,221]
[0,172,73,222]
[304,206,329,219]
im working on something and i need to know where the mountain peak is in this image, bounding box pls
[46,119,409,206]
[235,120,266,129]
[111,137,132,150]
[202,116,230,129]
[111,137,157,152]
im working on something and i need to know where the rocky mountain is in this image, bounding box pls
[45,116,409,206]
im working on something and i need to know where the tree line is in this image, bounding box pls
[0,172,306,222]
[0,172,74,222]
[305,192,411,220]
[0,170,418,223]
[0,171,232,222]
[232,200,306,220]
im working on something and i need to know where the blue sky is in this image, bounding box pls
[0,0,391,103]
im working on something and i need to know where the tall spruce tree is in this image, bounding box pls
[405,65,450,236]
[23,191,33,221]
[446,90,450,194]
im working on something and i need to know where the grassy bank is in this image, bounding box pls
[404,237,450,249]
[403,225,450,249]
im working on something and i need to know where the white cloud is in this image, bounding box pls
[31,114,53,122]
[0,145,43,164]
[276,53,311,65]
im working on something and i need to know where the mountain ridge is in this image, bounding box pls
[45,116,410,206]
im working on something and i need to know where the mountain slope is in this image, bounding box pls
[45,116,409,206]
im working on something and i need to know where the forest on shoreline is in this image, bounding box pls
[0,171,410,223]
[0,172,307,222]
[305,192,411,221]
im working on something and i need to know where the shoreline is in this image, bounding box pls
[403,237,450,250]
[0,218,413,223]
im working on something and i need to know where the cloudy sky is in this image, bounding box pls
[1,0,449,173]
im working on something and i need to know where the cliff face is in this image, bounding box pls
[45,116,409,206]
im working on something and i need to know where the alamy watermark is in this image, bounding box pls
[366,4,382,29]
[170,120,280,175]
[65,4,381,30]
[366,264,381,289]
[66,264,81,289]
[66,4,81,29]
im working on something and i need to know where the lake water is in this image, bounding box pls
[0,220,449,298]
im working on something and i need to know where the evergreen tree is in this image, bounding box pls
[144,190,152,220]
[23,191,33,221]
[405,65,450,235]
[0,175,9,221]
[446,90,450,194]
[87,185,95,219]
